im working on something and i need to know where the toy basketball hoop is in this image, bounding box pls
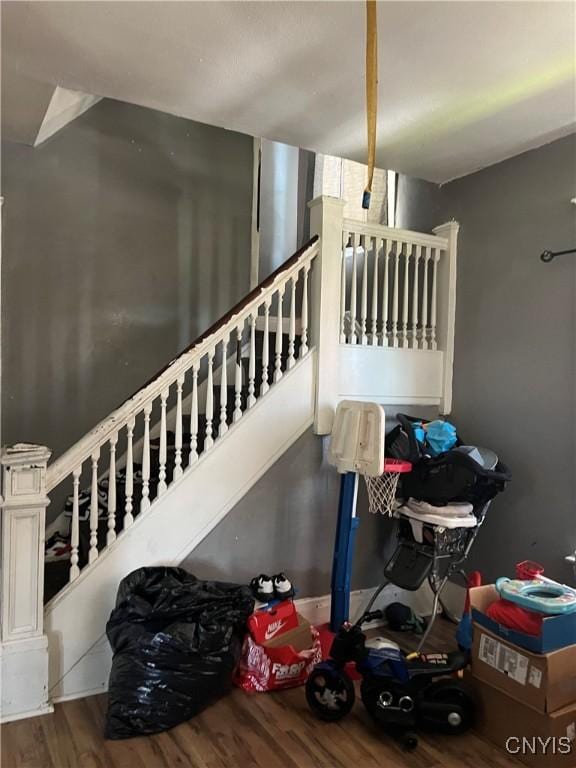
[328,400,413,630]
[365,459,412,516]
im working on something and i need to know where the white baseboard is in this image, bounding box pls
[0,702,54,724]
[294,579,458,629]
[296,584,400,627]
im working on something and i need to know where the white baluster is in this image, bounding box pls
[69,466,81,582]
[287,277,296,368]
[370,237,379,345]
[402,243,410,349]
[107,435,117,545]
[382,240,390,346]
[421,247,430,350]
[274,286,285,382]
[391,242,400,348]
[430,247,439,350]
[261,300,271,394]
[173,375,184,479]
[300,264,310,357]
[340,232,348,343]
[411,245,421,349]
[360,235,368,345]
[88,449,100,564]
[219,337,229,436]
[205,353,214,448]
[124,417,135,529]
[189,363,199,465]
[248,314,256,407]
[140,404,151,512]
[350,232,358,344]
[233,326,243,422]
[158,389,168,494]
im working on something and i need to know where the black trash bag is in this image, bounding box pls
[105,566,254,739]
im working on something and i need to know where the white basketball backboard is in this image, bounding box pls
[327,400,385,477]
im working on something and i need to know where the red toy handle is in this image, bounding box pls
[463,571,482,613]
[516,560,545,580]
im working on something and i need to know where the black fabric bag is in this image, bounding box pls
[386,413,464,463]
[400,450,511,506]
[105,566,254,739]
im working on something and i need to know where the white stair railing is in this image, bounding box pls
[37,237,318,594]
[340,220,454,351]
[309,196,459,434]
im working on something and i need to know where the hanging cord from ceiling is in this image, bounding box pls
[362,0,378,210]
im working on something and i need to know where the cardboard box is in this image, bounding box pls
[470,585,576,654]
[264,613,313,651]
[248,600,299,644]
[472,676,576,768]
[472,624,576,714]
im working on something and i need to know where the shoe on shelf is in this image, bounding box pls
[250,574,274,602]
[45,532,71,563]
[273,573,295,600]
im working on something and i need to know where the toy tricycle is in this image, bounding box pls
[305,609,475,750]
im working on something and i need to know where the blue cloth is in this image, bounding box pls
[425,420,457,456]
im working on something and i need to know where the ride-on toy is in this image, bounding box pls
[305,609,474,750]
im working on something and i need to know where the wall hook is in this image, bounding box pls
[540,247,576,263]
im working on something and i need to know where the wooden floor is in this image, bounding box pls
[1,621,521,768]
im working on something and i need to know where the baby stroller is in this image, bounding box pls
[364,414,511,652]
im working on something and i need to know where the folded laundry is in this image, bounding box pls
[406,498,474,517]
[397,504,477,529]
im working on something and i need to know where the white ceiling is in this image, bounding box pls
[2,1,575,182]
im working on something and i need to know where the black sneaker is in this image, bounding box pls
[250,574,274,602]
[273,573,294,600]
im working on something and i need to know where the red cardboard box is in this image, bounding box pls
[248,600,299,644]
[236,613,322,692]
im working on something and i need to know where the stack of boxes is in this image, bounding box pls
[469,585,576,768]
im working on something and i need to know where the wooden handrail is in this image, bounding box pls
[342,218,448,249]
[134,235,319,396]
[46,236,319,492]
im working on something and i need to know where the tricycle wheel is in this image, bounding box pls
[305,667,355,722]
[401,732,418,751]
[427,679,475,734]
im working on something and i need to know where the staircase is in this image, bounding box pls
[44,329,304,603]
[0,196,459,722]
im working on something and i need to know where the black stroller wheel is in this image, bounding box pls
[305,668,355,722]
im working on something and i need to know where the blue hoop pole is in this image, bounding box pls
[330,471,359,631]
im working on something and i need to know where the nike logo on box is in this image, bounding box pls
[264,620,287,641]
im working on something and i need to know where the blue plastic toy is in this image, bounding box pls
[495,577,576,615]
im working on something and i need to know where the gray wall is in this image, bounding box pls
[184,407,438,597]
[187,135,576,594]
[396,173,442,233]
[442,134,576,583]
[184,428,397,597]
[258,140,315,281]
[2,99,253,475]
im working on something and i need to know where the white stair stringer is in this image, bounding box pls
[45,350,316,701]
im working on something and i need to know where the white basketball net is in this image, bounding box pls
[364,471,401,516]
